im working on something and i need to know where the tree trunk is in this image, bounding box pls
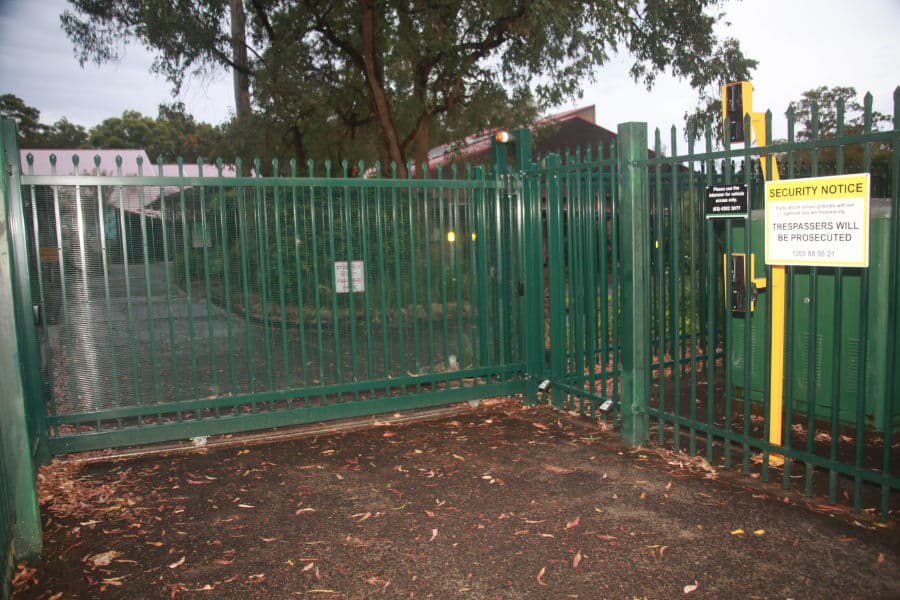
[413,115,429,177]
[230,0,252,118]
[360,0,406,176]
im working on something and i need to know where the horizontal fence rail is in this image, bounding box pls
[21,158,528,453]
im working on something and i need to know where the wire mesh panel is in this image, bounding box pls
[23,157,527,452]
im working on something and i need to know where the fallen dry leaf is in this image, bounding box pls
[573,551,582,569]
[754,529,765,536]
[536,566,547,586]
[168,556,186,569]
[428,528,438,542]
[88,550,121,568]
[543,464,574,474]
[565,516,581,530]
[730,528,745,536]
[684,581,699,594]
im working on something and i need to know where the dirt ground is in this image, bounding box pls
[11,399,900,599]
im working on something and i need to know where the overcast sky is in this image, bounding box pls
[1,0,898,144]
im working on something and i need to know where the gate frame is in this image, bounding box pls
[0,120,43,565]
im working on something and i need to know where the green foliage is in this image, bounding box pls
[1,93,46,144]
[89,103,225,162]
[61,0,756,169]
[787,86,891,140]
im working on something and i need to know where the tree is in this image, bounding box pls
[86,104,224,162]
[42,118,89,148]
[781,86,893,194]
[0,93,46,145]
[62,1,757,172]
[787,86,890,140]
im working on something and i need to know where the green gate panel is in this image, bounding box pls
[727,200,897,431]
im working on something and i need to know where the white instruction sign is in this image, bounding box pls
[765,173,869,267]
[334,260,365,293]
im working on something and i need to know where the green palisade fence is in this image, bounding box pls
[1,90,898,598]
[642,90,899,520]
[20,157,530,454]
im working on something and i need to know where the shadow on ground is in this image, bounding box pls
[13,399,900,599]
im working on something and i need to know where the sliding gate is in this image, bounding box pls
[14,153,533,454]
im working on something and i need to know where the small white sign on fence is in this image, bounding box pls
[334,260,365,293]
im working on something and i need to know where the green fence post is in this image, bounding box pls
[545,153,566,408]
[617,122,650,445]
[512,129,543,402]
[0,119,43,558]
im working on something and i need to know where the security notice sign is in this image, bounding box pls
[765,173,870,267]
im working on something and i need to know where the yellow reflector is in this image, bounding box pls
[447,231,456,243]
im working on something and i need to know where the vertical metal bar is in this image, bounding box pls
[254,160,274,391]
[390,164,406,377]
[423,183,435,373]
[827,101,847,503]
[407,171,421,376]
[236,160,256,394]
[177,159,200,400]
[804,105,822,498]
[93,158,121,407]
[271,160,290,390]
[452,168,466,377]
[325,162,342,384]
[359,162,375,383]
[341,161,358,395]
[438,177,451,373]
[467,166,479,373]
[653,130,665,443]
[157,160,180,402]
[373,163,391,379]
[704,128,718,462]
[26,161,55,421]
[289,160,308,391]
[686,130,699,456]
[669,127,682,450]
[217,160,237,396]
[499,169,510,372]
[135,157,161,403]
[197,161,219,396]
[741,136,753,474]
[598,148,610,402]
[565,156,581,407]
[579,150,596,412]
[307,161,326,391]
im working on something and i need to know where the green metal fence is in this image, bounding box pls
[642,91,899,520]
[1,121,43,599]
[1,91,898,599]
[20,156,530,454]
